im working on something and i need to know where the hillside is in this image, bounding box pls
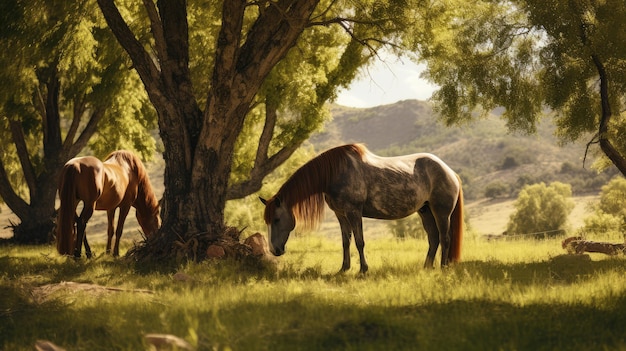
[310,99,618,200]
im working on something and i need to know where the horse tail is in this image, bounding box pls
[56,164,77,255]
[448,176,464,263]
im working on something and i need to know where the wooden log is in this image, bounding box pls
[562,236,626,255]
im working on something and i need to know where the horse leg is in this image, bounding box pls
[112,205,131,257]
[418,205,440,269]
[347,212,368,274]
[431,204,453,267]
[83,233,92,259]
[336,214,353,272]
[106,210,116,254]
[75,204,95,258]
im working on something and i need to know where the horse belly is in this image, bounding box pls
[362,186,424,220]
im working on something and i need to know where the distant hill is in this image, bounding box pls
[310,100,618,200]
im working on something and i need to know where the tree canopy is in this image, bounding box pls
[411,0,626,174]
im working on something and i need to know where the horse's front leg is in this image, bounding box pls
[106,210,116,255]
[348,213,368,274]
[336,215,352,272]
[418,206,439,269]
[112,205,131,257]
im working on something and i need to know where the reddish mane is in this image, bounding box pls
[264,144,367,230]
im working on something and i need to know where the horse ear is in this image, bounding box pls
[259,197,267,205]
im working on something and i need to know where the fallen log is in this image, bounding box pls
[562,236,626,256]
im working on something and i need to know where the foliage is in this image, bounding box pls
[386,213,427,239]
[410,0,626,175]
[484,181,509,199]
[3,237,626,350]
[506,182,574,237]
[580,176,626,238]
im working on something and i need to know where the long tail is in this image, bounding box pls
[448,177,464,263]
[56,165,76,255]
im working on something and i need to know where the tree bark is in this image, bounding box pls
[591,54,626,175]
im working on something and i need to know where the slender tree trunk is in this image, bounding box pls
[592,54,626,175]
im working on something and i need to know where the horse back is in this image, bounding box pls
[343,152,460,219]
[96,160,134,210]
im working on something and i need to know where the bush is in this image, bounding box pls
[506,182,574,238]
[485,181,509,199]
[579,176,626,240]
[387,214,427,239]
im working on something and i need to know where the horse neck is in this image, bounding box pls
[134,176,159,217]
[278,146,361,229]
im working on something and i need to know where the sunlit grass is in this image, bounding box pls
[2,234,626,350]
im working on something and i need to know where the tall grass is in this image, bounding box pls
[2,234,626,350]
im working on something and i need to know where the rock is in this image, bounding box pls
[173,272,192,282]
[206,244,225,259]
[145,333,193,350]
[244,233,268,257]
[35,340,66,351]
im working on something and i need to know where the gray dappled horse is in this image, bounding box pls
[260,144,463,273]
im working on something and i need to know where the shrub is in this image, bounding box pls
[485,181,509,199]
[506,182,574,238]
[387,214,427,239]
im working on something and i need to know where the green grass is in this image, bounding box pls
[2,234,626,350]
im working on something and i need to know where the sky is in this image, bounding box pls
[335,55,438,108]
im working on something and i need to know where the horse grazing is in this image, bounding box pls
[260,144,463,272]
[56,150,161,258]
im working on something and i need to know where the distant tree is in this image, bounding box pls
[387,214,427,240]
[484,181,508,199]
[598,177,626,219]
[506,182,574,238]
[501,157,519,170]
[0,0,156,243]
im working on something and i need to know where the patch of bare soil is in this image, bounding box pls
[31,281,153,304]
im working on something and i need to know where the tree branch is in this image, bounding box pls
[96,0,161,90]
[9,120,36,198]
[0,156,29,219]
[67,108,106,159]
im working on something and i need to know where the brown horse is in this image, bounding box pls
[261,144,463,272]
[56,150,161,258]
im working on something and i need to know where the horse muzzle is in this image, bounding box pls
[270,245,285,256]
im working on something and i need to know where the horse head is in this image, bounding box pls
[136,206,161,238]
[260,196,295,256]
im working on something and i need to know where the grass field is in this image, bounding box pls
[2,230,626,351]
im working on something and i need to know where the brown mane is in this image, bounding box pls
[265,144,367,230]
[105,151,159,220]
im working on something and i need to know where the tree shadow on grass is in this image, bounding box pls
[213,289,626,351]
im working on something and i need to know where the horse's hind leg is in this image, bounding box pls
[418,205,440,268]
[75,203,95,258]
[336,214,353,272]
